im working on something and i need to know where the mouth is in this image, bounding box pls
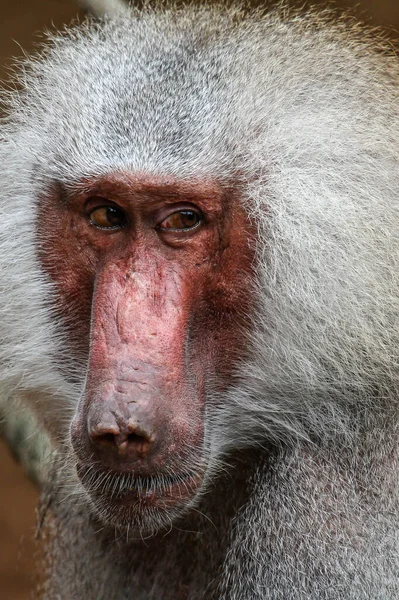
[106,471,202,506]
[76,463,204,521]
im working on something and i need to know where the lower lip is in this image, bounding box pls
[113,472,202,506]
[78,466,203,509]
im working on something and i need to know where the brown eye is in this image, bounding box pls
[159,210,201,231]
[89,206,127,229]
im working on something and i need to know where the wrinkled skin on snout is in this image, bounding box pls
[38,172,254,530]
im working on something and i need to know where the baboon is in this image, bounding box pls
[0,1,398,598]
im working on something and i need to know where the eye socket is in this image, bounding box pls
[158,210,201,231]
[89,205,127,230]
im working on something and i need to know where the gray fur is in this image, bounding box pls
[79,0,128,17]
[1,4,399,598]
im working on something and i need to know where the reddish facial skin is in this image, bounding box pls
[37,172,254,525]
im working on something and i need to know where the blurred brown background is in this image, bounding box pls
[1,0,399,598]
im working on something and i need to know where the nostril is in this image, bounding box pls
[88,421,155,457]
[126,432,147,445]
[92,432,117,447]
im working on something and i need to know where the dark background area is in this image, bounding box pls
[0,1,399,598]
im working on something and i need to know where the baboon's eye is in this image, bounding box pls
[158,210,201,231]
[89,206,127,229]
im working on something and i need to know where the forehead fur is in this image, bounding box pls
[4,6,398,182]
